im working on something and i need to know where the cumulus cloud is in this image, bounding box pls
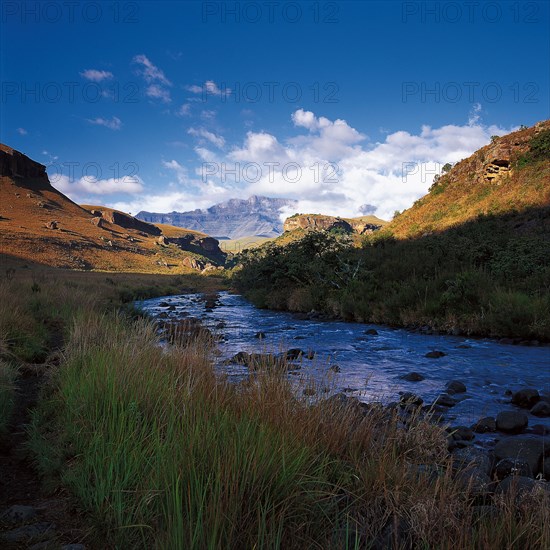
[86,116,122,130]
[80,69,113,82]
[188,127,225,149]
[88,109,514,221]
[133,54,172,102]
[196,109,513,220]
[16,127,27,135]
[51,173,144,202]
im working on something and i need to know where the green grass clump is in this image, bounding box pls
[0,360,17,434]
[29,313,352,548]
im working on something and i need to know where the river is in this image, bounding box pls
[138,291,550,440]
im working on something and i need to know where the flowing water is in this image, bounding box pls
[138,291,550,439]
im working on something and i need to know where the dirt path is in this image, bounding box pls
[0,341,92,548]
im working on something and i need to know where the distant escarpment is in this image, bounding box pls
[137,195,297,240]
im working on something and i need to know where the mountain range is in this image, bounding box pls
[136,196,297,240]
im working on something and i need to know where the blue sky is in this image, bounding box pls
[2,0,549,219]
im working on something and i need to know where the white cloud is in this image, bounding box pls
[86,116,122,130]
[200,110,216,120]
[186,80,231,97]
[133,54,172,102]
[468,102,482,126]
[78,109,514,223]
[176,103,192,117]
[188,127,225,149]
[132,54,171,85]
[51,173,144,202]
[145,84,171,103]
[16,127,27,135]
[192,109,514,220]
[80,69,113,82]
[162,159,189,184]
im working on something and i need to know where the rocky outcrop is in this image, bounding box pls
[389,120,550,238]
[0,144,48,184]
[284,214,353,233]
[88,207,161,236]
[283,214,386,234]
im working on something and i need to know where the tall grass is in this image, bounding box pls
[0,268,547,548]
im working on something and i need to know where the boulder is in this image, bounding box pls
[434,394,457,407]
[45,220,58,230]
[0,505,37,523]
[496,411,528,434]
[452,447,492,476]
[455,468,492,495]
[511,388,540,409]
[286,348,304,360]
[401,372,425,382]
[530,401,550,417]
[254,332,266,339]
[425,350,446,358]
[400,392,423,407]
[182,256,206,270]
[365,328,378,336]
[328,364,341,373]
[495,476,537,496]
[446,380,467,393]
[450,426,475,441]
[494,436,550,474]
[494,458,533,480]
[472,417,497,433]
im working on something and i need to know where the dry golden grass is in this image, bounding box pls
[0,267,542,548]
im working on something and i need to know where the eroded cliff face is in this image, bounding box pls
[86,207,162,236]
[0,144,48,183]
[283,215,353,233]
[389,120,550,238]
[283,214,385,234]
[434,120,549,188]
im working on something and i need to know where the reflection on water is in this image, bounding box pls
[138,292,550,436]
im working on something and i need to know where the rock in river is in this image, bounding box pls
[445,380,467,393]
[425,350,446,358]
[400,372,425,382]
[472,417,497,433]
[496,411,528,434]
[530,400,550,417]
[511,388,540,409]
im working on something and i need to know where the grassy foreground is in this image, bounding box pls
[1,264,549,548]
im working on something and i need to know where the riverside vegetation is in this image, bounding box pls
[234,128,550,342]
[0,263,549,548]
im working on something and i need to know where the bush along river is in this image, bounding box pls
[138,291,550,490]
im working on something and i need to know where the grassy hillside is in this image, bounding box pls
[0,144,225,273]
[235,122,550,340]
[389,121,550,238]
